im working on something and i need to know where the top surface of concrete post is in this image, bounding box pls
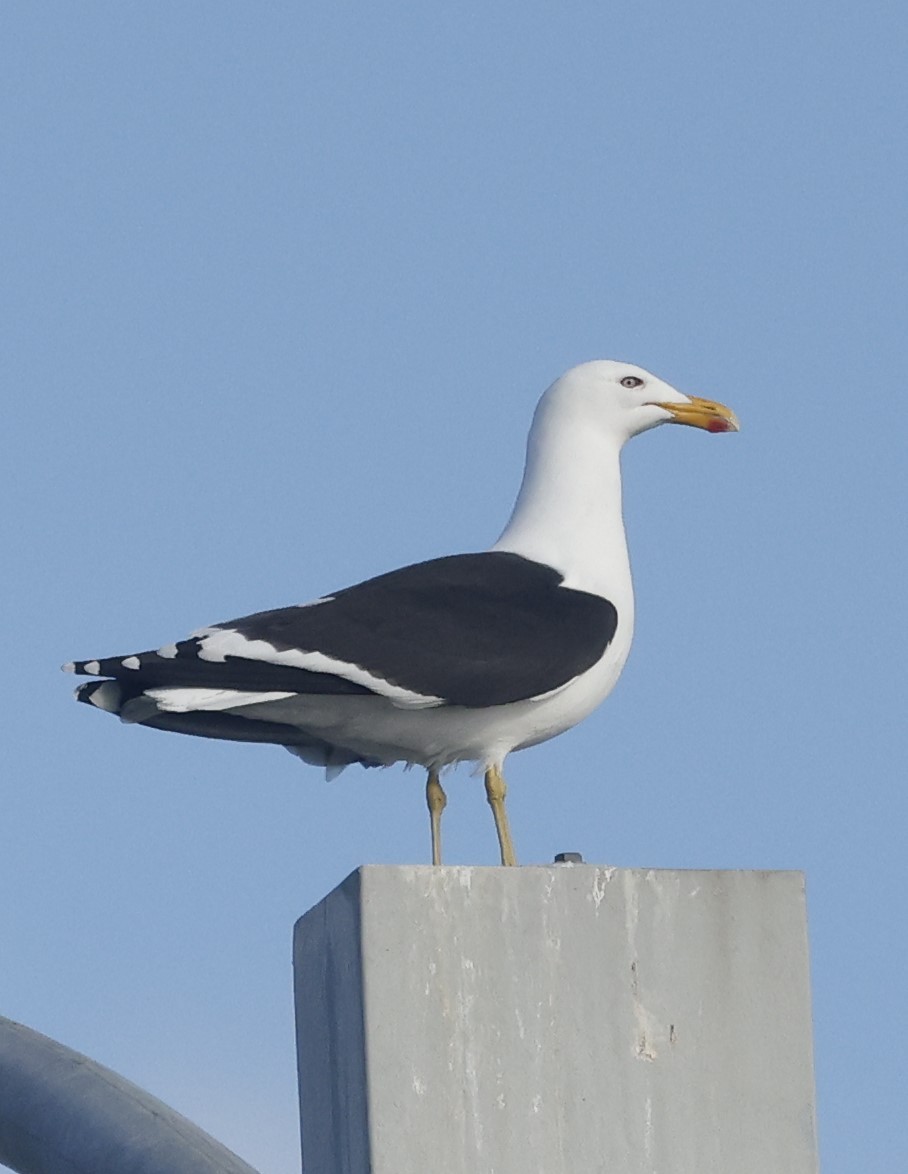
[294,865,818,1174]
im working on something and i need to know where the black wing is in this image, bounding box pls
[69,552,619,708]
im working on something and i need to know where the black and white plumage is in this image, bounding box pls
[65,360,738,865]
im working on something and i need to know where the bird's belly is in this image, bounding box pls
[507,626,633,753]
[231,622,633,769]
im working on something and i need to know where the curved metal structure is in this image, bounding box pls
[0,1016,261,1174]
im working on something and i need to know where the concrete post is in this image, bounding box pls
[294,865,819,1174]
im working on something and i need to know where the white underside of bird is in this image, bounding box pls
[231,639,631,771]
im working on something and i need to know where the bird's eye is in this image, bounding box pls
[620,375,644,389]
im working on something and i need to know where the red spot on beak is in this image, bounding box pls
[707,417,735,433]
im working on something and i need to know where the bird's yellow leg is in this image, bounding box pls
[484,765,517,867]
[426,769,447,866]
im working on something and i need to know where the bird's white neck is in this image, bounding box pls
[491,401,634,611]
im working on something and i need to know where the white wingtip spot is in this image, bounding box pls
[121,656,141,670]
[62,662,76,673]
[156,643,179,659]
[82,682,123,712]
[84,660,101,675]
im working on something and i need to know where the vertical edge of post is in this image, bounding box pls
[293,868,370,1174]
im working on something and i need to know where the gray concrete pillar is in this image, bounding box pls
[293,864,819,1174]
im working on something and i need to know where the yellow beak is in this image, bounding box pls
[652,395,740,433]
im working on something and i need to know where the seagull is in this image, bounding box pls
[65,361,738,866]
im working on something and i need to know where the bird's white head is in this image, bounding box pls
[541,359,739,444]
[494,359,739,595]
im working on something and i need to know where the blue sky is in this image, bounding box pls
[2,3,906,1170]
